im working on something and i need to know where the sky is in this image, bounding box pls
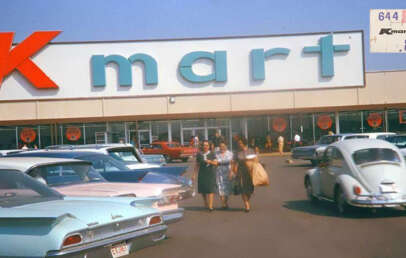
[0,0,405,71]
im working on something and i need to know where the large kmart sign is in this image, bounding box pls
[0,31,364,100]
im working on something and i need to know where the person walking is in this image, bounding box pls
[264,134,272,153]
[233,137,255,212]
[213,141,234,209]
[193,140,217,212]
[277,135,284,155]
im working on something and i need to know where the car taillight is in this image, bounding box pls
[62,234,82,247]
[353,186,362,195]
[149,216,162,225]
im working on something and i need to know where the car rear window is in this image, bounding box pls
[108,149,141,163]
[352,148,401,165]
[0,170,62,207]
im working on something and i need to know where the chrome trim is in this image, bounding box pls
[350,199,406,208]
[161,208,184,224]
[46,224,167,257]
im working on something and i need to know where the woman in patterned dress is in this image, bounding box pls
[213,141,233,209]
[233,137,255,212]
[193,140,217,211]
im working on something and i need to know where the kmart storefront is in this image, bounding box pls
[1,30,405,151]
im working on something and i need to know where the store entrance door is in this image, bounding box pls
[128,130,150,148]
[182,128,205,146]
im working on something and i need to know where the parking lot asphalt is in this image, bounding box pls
[132,156,406,258]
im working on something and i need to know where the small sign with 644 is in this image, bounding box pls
[370,9,406,53]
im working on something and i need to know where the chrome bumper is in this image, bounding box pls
[350,199,406,208]
[161,208,184,224]
[46,224,167,258]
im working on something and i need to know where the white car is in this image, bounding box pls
[47,144,160,170]
[305,139,406,214]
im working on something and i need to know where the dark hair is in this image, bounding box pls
[238,137,248,146]
[219,140,227,146]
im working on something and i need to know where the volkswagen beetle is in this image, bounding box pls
[305,139,406,214]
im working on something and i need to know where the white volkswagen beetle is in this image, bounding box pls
[305,139,406,214]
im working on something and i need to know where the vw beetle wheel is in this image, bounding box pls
[336,187,349,215]
[305,178,317,203]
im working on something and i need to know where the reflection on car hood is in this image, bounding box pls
[54,182,179,197]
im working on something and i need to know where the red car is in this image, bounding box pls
[142,141,197,162]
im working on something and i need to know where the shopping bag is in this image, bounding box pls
[251,161,270,186]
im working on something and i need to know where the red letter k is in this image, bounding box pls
[0,31,61,89]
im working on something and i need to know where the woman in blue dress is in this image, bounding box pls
[213,141,234,209]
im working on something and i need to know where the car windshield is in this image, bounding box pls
[352,148,401,165]
[168,143,180,148]
[0,170,62,208]
[29,163,106,187]
[385,136,406,149]
[317,136,341,145]
[108,149,141,163]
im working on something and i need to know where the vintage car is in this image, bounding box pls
[0,168,167,258]
[292,133,395,166]
[382,134,406,149]
[0,157,187,223]
[142,141,197,162]
[46,144,161,170]
[305,139,406,214]
[8,150,192,186]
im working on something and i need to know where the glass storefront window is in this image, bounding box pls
[171,121,181,143]
[182,119,205,128]
[338,111,362,133]
[290,114,313,145]
[107,122,126,143]
[17,126,39,149]
[314,113,336,140]
[84,123,107,144]
[247,116,268,151]
[363,110,386,133]
[387,109,406,133]
[151,121,168,141]
[0,126,17,150]
[61,124,85,145]
[39,125,53,148]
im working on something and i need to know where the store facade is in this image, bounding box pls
[0,30,405,151]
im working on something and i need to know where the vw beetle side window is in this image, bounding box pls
[323,147,334,166]
[332,149,344,168]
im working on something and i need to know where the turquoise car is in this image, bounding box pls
[0,169,167,258]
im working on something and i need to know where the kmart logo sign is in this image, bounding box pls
[90,34,350,87]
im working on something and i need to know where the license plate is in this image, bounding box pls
[110,242,129,258]
[380,184,398,193]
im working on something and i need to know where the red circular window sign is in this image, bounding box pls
[367,113,382,128]
[272,117,287,132]
[20,128,36,143]
[317,115,333,130]
[66,127,82,141]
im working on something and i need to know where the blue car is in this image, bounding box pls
[0,169,167,258]
[8,150,192,187]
